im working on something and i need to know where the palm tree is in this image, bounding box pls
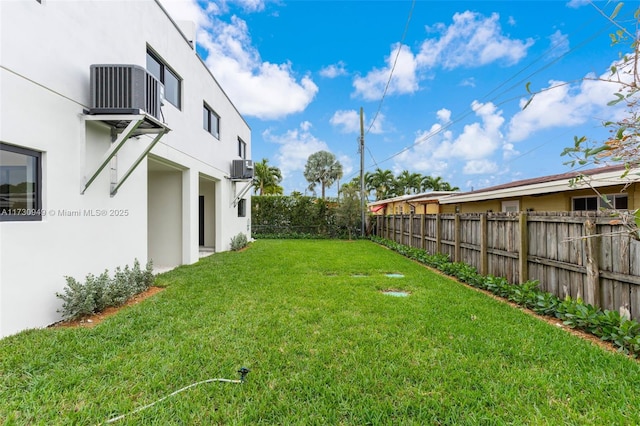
[421,175,437,191]
[303,150,343,199]
[421,175,459,192]
[253,158,283,195]
[396,170,422,195]
[439,182,460,191]
[365,168,394,200]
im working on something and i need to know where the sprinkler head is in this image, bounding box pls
[238,367,250,382]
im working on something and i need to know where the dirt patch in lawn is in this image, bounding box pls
[52,286,165,329]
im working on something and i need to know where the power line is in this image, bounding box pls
[362,10,618,176]
[365,0,416,138]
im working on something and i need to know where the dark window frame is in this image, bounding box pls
[146,49,182,109]
[203,102,220,139]
[572,193,628,211]
[0,143,42,222]
[238,138,247,159]
[238,198,246,217]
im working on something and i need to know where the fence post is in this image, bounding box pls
[519,212,529,284]
[584,219,601,307]
[391,215,395,242]
[435,214,442,255]
[421,214,426,251]
[480,214,488,275]
[386,215,390,240]
[409,213,414,248]
[454,214,461,263]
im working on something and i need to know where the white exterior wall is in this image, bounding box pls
[0,0,252,337]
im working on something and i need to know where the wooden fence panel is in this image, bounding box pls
[371,211,640,320]
[411,215,422,249]
[424,215,438,255]
[487,215,519,284]
[630,240,640,318]
[439,215,456,260]
[460,215,481,272]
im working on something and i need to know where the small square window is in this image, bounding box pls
[614,195,628,209]
[501,200,519,212]
[238,199,246,217]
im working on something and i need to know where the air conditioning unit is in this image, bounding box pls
[231,159,254,180]
[89,64,163,120]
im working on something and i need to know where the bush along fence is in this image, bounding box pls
[56,259,154,320]
[371,235,640,357]
[372,211,640,320]
[252,195,361,239]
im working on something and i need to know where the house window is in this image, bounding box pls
[238,138,246,159]
[573,194,628,211]
[501,200,520,212]
[0,143,42,221]
[238,199,246,217]
[203,103,220,139]
[146,49,181,109]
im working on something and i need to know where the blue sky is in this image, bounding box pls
[159,0,633,196]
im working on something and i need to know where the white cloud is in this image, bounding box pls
[198,16,318,120]
[157,0,208,27]
[433,101,504,160]
[436,108,452,123]
[502,142,520,159]
[320,61,348,78]
[393,101,505,176]
[159,0,317,120]
[507,62,629,142]
[232,0,266,13]
[460,78,476,88]
[547,30,570,59]
[353,11,534,100]
[262,123,352,195]
[463,159,498,174]
[330,109,385,134]
[567,0,590,9]
[417,11,534,69]
[262,123,329,178]
[352,43,419,101]
[300,121,312,132]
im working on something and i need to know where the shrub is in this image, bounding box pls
[371,236,640,358]
[230,233,248,251]
[56,259,154,320]
[57,276,97,320]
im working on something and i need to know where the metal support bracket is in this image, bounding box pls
[82,114,170,196]
[232,180,253,207]
[111,128,168,196]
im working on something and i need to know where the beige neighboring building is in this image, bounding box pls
[368,191,458,215]
[439,165,639,213]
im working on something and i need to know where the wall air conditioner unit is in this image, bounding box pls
[89,64,163,121]
[231,159,254,180]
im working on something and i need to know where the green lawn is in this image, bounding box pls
[2,240,640,425]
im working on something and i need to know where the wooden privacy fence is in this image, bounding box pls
[373,212,640,320]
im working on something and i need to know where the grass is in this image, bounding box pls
[2,239,640,424]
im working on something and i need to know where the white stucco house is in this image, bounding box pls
[0,0,253,338]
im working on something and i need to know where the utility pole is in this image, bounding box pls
[359,107,365,237]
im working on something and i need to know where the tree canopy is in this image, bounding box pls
[253,158,283,195]
[303,151,343,199]
[364,168,458,200]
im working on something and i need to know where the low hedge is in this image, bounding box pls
[56,259,154,320]
[371,236,640,357]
